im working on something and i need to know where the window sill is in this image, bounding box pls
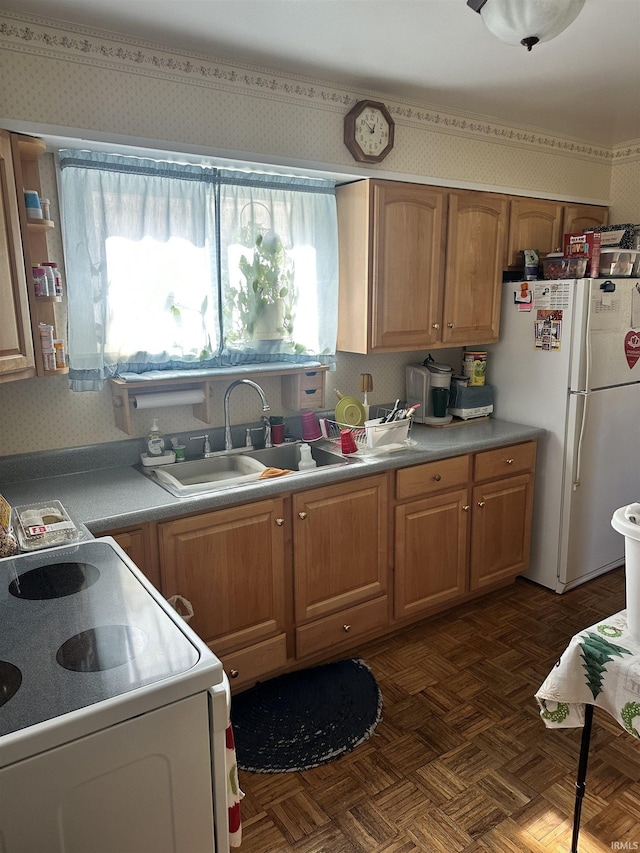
[108,363,328,434]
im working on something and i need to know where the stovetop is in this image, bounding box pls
[0,538,221,753]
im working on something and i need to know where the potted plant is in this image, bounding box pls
[233,228,295,344]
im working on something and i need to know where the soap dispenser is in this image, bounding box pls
[298,443,317,471]
[146,418,166,456]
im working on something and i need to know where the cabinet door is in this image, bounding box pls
[159,498,286,656]
[106,524,159,589]
[506,198,564,269]
[394,488,469,620]
[292,474,388,623]
[470,473,534,589]
[0,130,35,381]
[562,203,609,236]
[443,191,508,345]
[371,181,446,350]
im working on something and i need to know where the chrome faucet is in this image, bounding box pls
[223,379,270,451]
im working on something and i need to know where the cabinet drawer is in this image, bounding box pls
[296,596,388,659]
[281,370,326,410]
[219,633,288,691]
[396,455,470,501]
[474,441,536,482]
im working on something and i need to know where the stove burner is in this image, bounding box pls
[9,562,100,600]
[0,661,22,708]
[56,625,147,672]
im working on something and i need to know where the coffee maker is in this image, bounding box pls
[405,362,453,424]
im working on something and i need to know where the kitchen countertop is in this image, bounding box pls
[0,419,544,534]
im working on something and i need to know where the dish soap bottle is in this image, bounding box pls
[298,443,317,471]
[147,418,166,456]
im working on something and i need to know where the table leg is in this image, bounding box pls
[570,703,594,853]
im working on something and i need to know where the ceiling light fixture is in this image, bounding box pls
[467,0,586,51]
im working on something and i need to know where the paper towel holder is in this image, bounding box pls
[110,379,212,434]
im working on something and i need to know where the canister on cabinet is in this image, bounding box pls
[463,351,487,386]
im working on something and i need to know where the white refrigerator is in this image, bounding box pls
[486,277,640,592]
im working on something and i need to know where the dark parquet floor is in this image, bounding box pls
[235,568,640,852]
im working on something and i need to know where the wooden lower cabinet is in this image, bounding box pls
[394,441,536,622]
[103,523,159,589]
[470,473,534,589]
[158,497,287,686]
[394,488,470,619]
[292,475,389,655]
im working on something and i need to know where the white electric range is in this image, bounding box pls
[0,536,230,853]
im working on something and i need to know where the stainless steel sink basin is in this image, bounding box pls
[151,453,266,497]
[143,441,351,497]
[244,442,348,471]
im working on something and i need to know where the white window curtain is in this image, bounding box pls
[58,150,338,391]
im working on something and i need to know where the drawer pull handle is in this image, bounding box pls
[343,624,351,632]
[298,511,308,520]
[229,669,239,679]
[275,517,284,526]
[433,474,442,482]
[506,458,514,465]
[462,505,471,512]
[477,500,486,508]
[432,322,440,330]
[447,322,454,328]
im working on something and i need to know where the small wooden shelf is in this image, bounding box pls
[35,295,63,304]
[109,364,329,434]
[43,366,70,376]
[27,218,55,231]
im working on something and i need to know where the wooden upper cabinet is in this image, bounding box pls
[336,179,446,353]
[0,130,35,382]
[506,197,564,268]
[442,190,507,346]
[562,204,608,236]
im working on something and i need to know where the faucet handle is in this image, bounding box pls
[189,434,211,455]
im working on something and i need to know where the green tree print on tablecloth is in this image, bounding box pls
[580,631,632,699]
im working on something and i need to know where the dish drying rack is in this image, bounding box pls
[324,407,415,454]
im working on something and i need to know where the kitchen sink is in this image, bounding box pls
[243,442,348,471]
[142,441,351,497]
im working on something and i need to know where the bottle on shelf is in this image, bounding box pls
[32,266,48,298]
[41,261,62,297]
[38,323,56,371]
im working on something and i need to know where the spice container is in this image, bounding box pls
[463,351,487,386]
[39,197,51,220]
[23,190,42,219]
[32,266,48,297]
[53,340,66,369]
[42,261,63,296]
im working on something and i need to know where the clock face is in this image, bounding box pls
[344,100,395,163]
[355,107,390,158]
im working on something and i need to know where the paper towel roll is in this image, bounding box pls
[133,390,206,409]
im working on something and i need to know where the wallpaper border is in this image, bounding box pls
[0,9,621,164]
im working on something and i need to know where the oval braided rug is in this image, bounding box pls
[231,658,382,773]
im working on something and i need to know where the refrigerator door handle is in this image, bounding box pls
[573,285,594,491]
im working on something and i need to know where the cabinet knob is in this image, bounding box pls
[343,624,351,632]
[229,669,239,679]
[298,511,308,520]
[447,322,455,328]
[433,474,442,482]
[275,517,284,526]
[432,323,440,330]
[462,505,471,512]
[477,500,486,508]
[506,458,514,465]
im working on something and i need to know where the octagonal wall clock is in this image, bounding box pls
[344,100,395,164]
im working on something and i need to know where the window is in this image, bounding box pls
[58,151,339,391]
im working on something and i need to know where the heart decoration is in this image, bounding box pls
[624,330,640,369]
